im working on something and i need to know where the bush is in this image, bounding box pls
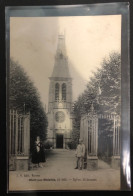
[44,140,53,149]
[66,141,77,149]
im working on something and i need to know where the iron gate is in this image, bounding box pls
[9,110,30,170]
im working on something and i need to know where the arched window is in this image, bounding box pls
[55,83,59,100]
[62,83,66,101]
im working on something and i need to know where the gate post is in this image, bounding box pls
[16,113,30,171]
[111,115,120,169]
[80,106,98,170]
[9,110,18,171]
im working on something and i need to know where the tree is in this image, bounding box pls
[72,52,121,149]
[9,59,48,151]
[95,52,121,114]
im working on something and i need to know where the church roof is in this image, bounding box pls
[51,58,71,78]
[50,34,71,79]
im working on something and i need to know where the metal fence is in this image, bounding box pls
[9,109,30,170]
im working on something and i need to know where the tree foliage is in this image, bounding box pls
[9,59,48,151]
[72,52,121,149]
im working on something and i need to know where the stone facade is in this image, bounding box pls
[47,34,73,148]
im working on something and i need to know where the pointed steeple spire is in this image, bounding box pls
[50,33,71,79]
[56,33,67,58]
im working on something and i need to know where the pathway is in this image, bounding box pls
[9,149,120,191]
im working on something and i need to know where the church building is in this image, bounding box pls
[47,34,73,149]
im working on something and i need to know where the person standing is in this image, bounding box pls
[32,136,45,168]
[75,139,85,170]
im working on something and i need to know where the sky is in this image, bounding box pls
[10,15,121,111]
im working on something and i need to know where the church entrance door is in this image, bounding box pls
[56,134,63,148]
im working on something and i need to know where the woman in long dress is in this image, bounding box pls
[32,136,46,168]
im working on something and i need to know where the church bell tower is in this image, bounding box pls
[47,34,73,148]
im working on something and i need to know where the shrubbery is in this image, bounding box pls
[72,52,121,151]
[10,59,48,152]
[44,140,54,149]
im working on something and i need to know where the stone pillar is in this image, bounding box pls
[87,156,98,170]
[80,108,98,170]
[16,113,30,171]
[87,113,98,170]
[111,115,120,169]
[23,114,30,156]
[9,110,18,171]
[16,156,29,170]
[15,111,18,155]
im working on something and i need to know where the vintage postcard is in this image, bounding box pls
[6,4,130,191]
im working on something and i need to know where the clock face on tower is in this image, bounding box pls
[55,111,65,123]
